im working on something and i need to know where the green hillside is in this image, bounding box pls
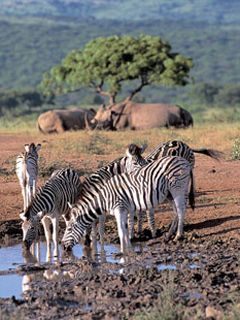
[1,0,240,24]
[0,16,239,90]
[0,0,239,114]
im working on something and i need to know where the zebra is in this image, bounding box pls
[19,168,82,258]
[146,140,223,166]
[125,140,223,238]
[62,156,195,254]
[71,143,148,250]
[16,143,42,211]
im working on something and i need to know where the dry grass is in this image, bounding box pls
[1,123,239,172]
[15,122,240,157]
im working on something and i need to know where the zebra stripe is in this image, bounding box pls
[62,156,194,254]
[126,140,222,238]
[146,139,223,166]
[16,143,41,210]
[20,168,81,258]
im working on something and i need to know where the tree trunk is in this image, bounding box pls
[109,95,116,105]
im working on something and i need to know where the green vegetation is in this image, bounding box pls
[0,1,239,120]
[1,0,240,24]
[231,138,240,160]
[40,35,192,104]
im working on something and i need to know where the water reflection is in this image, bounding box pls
[0,240,147,298]
[22,268,74,295]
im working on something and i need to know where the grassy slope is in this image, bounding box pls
[0,16,239,90]
[1,0,240,23]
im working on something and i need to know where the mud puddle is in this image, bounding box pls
[0,240,147,299]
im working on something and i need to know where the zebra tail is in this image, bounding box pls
[189,170,195,211]
[192,148,224,161]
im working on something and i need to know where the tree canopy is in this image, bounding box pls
[40,34,193,104]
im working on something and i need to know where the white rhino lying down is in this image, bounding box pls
[88,102,193,130]
[37,108,96,133]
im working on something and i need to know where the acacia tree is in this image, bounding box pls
[40,34,193,105]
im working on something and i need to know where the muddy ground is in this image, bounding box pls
[0,133,239,319]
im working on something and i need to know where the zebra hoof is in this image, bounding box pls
[173,234,184,242]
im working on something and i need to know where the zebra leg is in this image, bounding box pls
[114,208,132,254]
[26,184,31,209]
[128,211,135,240]
[32,180,36,197]
[51,216,59,258]
[90,221,98,254]
[22,185,28,211]
[172,195,186,241]
[146,208,156,238]
[98,214,106,253]
[166,205,178,242]
[137,211,144,236]
[41,216,52,260]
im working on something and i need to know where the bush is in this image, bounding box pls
[231,138,240,160]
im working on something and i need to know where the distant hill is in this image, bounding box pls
[0,15,239,90]
[0,0,239,106]
[1,0,240,24]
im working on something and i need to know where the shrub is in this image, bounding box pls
[231,138,240,160]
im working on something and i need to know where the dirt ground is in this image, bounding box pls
[0,132,239,319]
[0,132,239,239]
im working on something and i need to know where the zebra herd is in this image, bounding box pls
[16,140,222,257]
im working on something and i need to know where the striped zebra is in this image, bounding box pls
[126,140,223,238]
[72,143,148,250]
[62,156,194,254]
[20,168,81,258]
[146,140,223,166]
[16,143,41,210]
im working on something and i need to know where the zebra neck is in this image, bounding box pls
[29,190,54,219]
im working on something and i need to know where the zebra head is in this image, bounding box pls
[62,205,85,252]
[24,143,41,156]
[20,210,44,250]
[125,143,148,171]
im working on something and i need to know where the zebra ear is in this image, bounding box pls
[140,143,148,154]
[19,212,27,221]
[24,144,30,152]
[36,144,42,152]
[37,211,44,219]
[67,202,73,209]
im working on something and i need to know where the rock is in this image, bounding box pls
[205,305,223,319]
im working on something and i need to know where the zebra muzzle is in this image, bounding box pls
[22,240,31,251]
[61,243,72,253]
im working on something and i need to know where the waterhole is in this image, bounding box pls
[0,241,121,299]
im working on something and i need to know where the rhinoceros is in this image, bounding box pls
[37,108,96,134]
[87,102,193,130]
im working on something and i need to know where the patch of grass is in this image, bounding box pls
[0,309,26,320]
[223,292,240,320]
[133,274,187,320]
[0,114,37,132]
[80,133,112,155]
[231,138,240,160]
[39,157,71,177]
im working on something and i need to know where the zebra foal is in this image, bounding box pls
[62,156,194,254]
[20,168,81,258]
[16,143,41,210]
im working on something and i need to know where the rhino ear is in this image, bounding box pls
[24,144,30,152]
[140,143,148,154]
